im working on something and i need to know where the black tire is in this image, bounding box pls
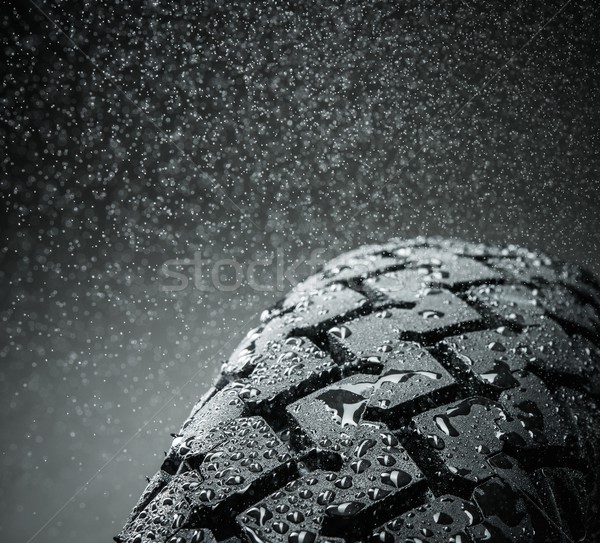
[117,238,600,543]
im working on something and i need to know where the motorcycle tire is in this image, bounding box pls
[117,238,600,543]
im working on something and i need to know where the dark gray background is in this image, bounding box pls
[1,1,599,542]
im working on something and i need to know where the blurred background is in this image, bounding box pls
[1,1,599,541]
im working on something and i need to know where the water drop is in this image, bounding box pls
[273,522,289,534]
[329,326,352,339]
[288,530,317,543]
[381,470,411,488]
[317,490,336,505]
[426,434,445,450]
[243,526,267,543]
[367,487,390,500]
[172,513,185,529]
[377,454,396,467]
[355,438,377,457]
[380,433,398,446]
[433,511,452,524]
[433,415,459,437]
[335,476,353,489]
[225,475,245,485]
[199,489,215,502]
[190,531,205,543]
[287,511,305,523]
[246,506,273,526]
[325,501,365,517]
[419,310,444,319]
[371,530,394,543]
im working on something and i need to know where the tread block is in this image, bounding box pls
[324,243,404,272]
[468,284,546,325]
[288,357,455,445]
[283,284,369,331]
[325,312,421,363]
[326,316,457,411]
[365,344,455,420]
[169,385,246,462]
[467,477,558,543]
[224,317,301,378]
[230,337,340,411]
[484,451,567,540]
[380,292,482,337]
[402,248,503,289]
[191,417,296,515]
[117,471,205,543]
[121,239,600,543]
[295,242,406,291]
[237,425,425,543]
[487,255,600,307]
[444,321,598,389]
[497,372,578,452]
[224,325,265,377]
[443,328,525,390]
[485,453,541,506]
[363,269,427,306]
[556,387,600,471]
[412,397,506,484]
[370,494,481,543]
[516,323,598,380]
[393,238,506,259]
[320,252,405,285]
[413,374,579,486]
[287,375,377,451]
[469,283,600,335]
[118,470,173,541]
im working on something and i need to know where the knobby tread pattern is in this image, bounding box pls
[117,238,600,543]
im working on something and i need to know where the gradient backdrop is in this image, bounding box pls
[1,1,599,542]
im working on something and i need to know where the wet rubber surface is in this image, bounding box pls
[119,240,600,543]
